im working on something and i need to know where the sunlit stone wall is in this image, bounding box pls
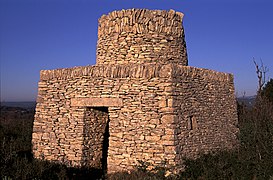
[32,9,238,174]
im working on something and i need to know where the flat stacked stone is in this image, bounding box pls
[96,9,188,66]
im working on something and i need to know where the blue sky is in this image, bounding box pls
[0,0,272,101]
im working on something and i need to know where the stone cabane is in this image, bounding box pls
[32,9,238,173]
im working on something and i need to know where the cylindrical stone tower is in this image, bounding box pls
[96,9,188,65]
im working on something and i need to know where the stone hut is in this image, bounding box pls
[32,9,238,173]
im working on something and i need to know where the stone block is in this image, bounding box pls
[161,115,174,124]
[71,97,123,107]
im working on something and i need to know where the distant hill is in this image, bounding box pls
[237,96,256,107]
[0,101,36,110]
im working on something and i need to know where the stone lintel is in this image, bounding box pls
[71,97,123,107]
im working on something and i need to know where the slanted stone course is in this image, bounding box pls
[32,9,238,174]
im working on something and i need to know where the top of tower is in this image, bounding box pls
[96,9,188,66]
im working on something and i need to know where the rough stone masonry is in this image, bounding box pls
[32,9,239,173]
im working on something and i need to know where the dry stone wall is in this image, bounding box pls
[33,64,238,173]
[97,9,188,65]
[33,63,177,172]
[32,8,239,174]
[172,65,239,170]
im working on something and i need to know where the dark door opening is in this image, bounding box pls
[83,107,109,174]
[102,111,109,174]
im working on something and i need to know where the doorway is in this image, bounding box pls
[83,107,109,173]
